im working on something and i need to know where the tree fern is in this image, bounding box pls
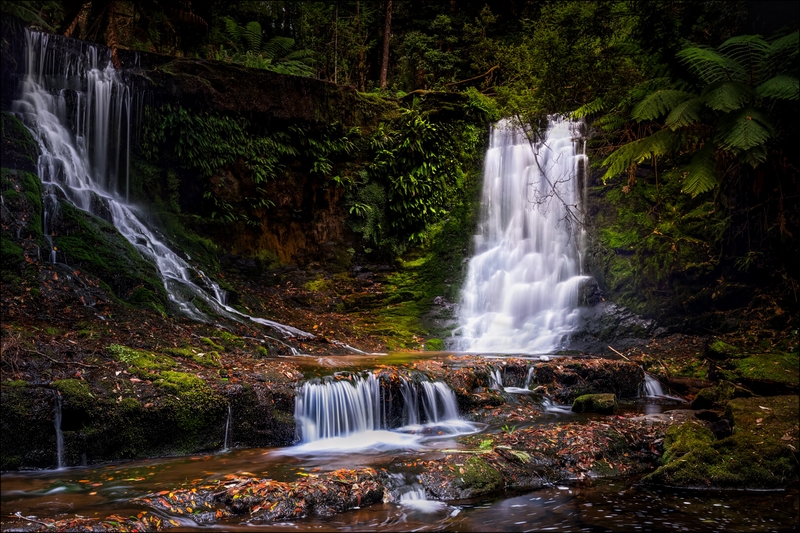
[665,96,704,129]
[632,90,694,121]
[717,34,769,81]
[716,107,773,152]
[702,81,753,112]
[677,47,745,84]
[756,75,800,100]
[681,145,717,196]
[765,31,799,75]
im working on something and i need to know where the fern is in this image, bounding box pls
[716,107,773,152]
[702,81,753,112]
[736,144,768,167]
[665,96,704,129]
[570,98,606,119]
[717,34,769,78]
[262,36,295,60]
[756,75,800,100]
[223,16,240,46]
[765,31,799,75]
[677,47,745,84]
[632,90,694,121]
[602,129,683,181]
[681,145,717,196]
[243,21,262,52]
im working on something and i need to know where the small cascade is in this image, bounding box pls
[642,374,665,397]
[640,373,685,402]
[295,373,383,443]
[488,365,536,394]
[398,484,448,513]
[419,381,460,424]
[541,398,574,415]
[455,118,589,354]
[13,29,310,339]
[291,372,480,453]
[53,390,64,469]
[222,404,232,451]
[488,368,504,390]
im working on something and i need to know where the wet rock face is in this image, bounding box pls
[572,302,664,352]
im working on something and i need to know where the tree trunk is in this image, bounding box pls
[380,0,392,89]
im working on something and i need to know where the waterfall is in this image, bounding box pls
[292,373,479,452]
[222,404,232,451]
[53,390,64,469]
[12,30,309,338]
[455,118,589,354]
[642,374,665,397]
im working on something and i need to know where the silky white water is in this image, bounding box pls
[13,30,308,338]
[455,118,588,354]
[290,373,480,453]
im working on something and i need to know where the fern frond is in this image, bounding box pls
[716,108,773,152]
[223,16,241,42]
[756,75,800,100]
[602,128,683,181]
[262,36,295,60]
[701,81,753,112]
[570,98,605,119]
[681,144,717,196]
[243,21,262,52]
[632,90,694,121]
[593,113,626,132]
[765,31,799,75]
[718,34,769,75]
[665,97,704,129]
[736,144,768,167]
[677,46,746,84]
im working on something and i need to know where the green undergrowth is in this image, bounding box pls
[162,346,222,367]
[588,169,725,321]
[717,351,800,389]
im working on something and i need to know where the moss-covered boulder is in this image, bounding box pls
[644,395,799,488]
[707,339,743,360]
[711,351,799,395]
[690,380,753,410]
[572,393,618,414]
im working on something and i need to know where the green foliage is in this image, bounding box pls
[602,30,799,196]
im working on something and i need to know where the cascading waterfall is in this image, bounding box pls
[13,29,308,338]
[222,404,232,452]
[455,118,589,354]
[292,373,479,452]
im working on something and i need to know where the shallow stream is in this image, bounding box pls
[2,354,797,532]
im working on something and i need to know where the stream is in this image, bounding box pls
[2,380,797,532]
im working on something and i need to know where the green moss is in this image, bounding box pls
[163,346,222,367]
[424,338,445,351]
[303,276,331,292]
[455,456,503,492]
[107,344,176,376]
[718,352,799,387]
[1,112,39,173]
[572,393,618,414]
[5,380,28,388]
[155,371,207,394]
[645,396,799,488]
[218,331,245,348]
[708,339,742,359]
[0,236,24,284]
[201,337,224,351]
[54,201,167,307]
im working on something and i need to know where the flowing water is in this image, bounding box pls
[12,29,309,338]
[455,118,589,354]
[4,32,798,532]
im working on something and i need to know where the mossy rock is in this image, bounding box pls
[454,456,503,493]
[691,381,753,410]
[644,395,799,488]
[424,338,445,351]
[714,351,799,393]
[1,111,39,174]
[52,200,167,310]
[572,393,618,414]
[707,339,743,360]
